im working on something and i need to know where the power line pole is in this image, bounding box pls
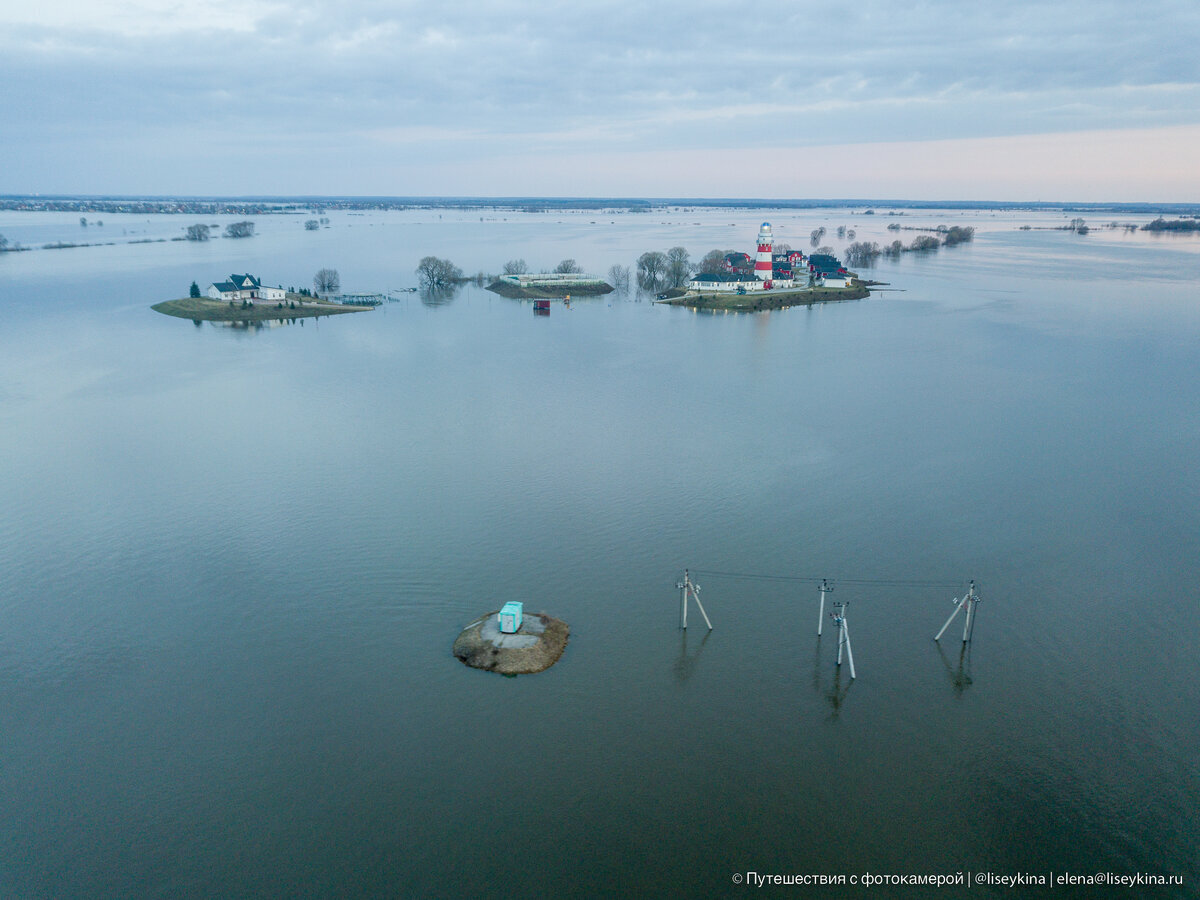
[817,578,833,635]
[675,569,712,630]
[934,581,980,643]
[831,601,856,679]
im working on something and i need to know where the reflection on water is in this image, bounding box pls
[824,664,854,720]
[1,205,1199,896]
[937,640,974,695]
[419,283,460,306]
[672,628,711,685]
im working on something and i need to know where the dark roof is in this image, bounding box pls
[211,281,237,292]
[230,273,261,288]
[693,271,754,282]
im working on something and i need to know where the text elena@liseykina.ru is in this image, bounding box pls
[732,871,1185,888]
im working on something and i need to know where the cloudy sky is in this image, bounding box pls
[3,0,1199,200]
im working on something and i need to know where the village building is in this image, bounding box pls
[207,274,286,303]
[689,223,845,294]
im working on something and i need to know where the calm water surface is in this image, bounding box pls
[1,208,1198,898]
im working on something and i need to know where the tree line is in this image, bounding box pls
[184,222,255,241]
[844,226,975,266]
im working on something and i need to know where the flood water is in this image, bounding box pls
[1,206,1198,897]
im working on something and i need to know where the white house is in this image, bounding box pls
[207,274,285,303]
[818,273,854,288]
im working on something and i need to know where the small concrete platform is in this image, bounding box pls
[453,610,569,675]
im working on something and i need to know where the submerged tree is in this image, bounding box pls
[305,219,319,231]
[314,268,340,294]
[636,250,667,291]
[185,224,210,241]
[416,256,463,287]
[810,227,826,247]
[225,221,255,239]
[942,226,976,246]
[844,242,881,266]
[607,264,631,292]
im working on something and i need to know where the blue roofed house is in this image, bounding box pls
[207,274,286,303]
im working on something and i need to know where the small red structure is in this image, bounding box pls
[533,300,550,315]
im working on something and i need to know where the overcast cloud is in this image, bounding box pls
[3,0,1199,198]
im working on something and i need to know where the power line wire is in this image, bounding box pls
[689,569,965,589]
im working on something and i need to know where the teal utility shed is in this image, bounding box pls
[499,601,523,634]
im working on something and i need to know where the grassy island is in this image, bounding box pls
[486,279,614,299]
[152,295,374,323]
[659,281,870,311]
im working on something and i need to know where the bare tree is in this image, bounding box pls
[502,258,527,275]
[836,225,846,239]
[844,242,881,266]
[942,226,975,246]
[0,233,9,251]
[186,224,210,241]
[665,246,692,288]
[554,258,582,274]
[810,227,826,247]
[636,251,667,291]
[225,221,254,238]
[607,264,631,291]
[698,249,727,273]
[305,220,319,231]
[314,268,340,294]
[416,256,462,286]
[774,242,791,253]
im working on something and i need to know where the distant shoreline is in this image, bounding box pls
[6,196,1200,215]
[152,296,373,322]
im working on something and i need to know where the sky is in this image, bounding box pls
[3,0,1200,200]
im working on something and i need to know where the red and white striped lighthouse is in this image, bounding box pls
[755,222,773,281]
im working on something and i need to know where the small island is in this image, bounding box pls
[658,281,870,311]
[486,272,613,299]
[453,605,569,675]
[644,223,872,311]
[153,296,374,322]
[154,272,375,322]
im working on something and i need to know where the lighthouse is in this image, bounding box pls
[755,222,773,281]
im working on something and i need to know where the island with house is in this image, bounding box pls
[659,222,870,311]
[152,273,376,322]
